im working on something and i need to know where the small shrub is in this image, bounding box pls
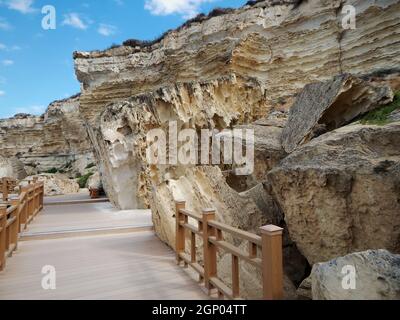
[46,168,58,174]
[77,172,94,189]
[360,92,400,125]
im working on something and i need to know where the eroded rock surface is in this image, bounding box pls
[0,156,27,180]
[33,174,80,196]
[0,95,95,177]
[312,250,400,300]
[269,121,400,265]
[281,74,393,153]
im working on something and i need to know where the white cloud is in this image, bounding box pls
[0,17,12,30]
[144,0,215,19]
[0,90,5,96]
[98,23,117,36]
[62,13,88,30]
[1,59,14,66]
[0,43,21,51]
[4,0,36,14]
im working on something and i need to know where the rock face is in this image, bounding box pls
[0,95,95,177]
[0,156,27,180]
[74,0,400,210]
[92,76,270,209]
[269,121,400,265]
[281,74,393,153]
[312,250,400,300]
[71,0,400,299]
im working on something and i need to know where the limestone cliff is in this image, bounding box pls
[74,0,400,210]
[71,0,400,299]
[0,95,95,176]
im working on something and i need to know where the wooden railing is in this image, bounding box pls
[175,200,284,300]
[0,178,44,271]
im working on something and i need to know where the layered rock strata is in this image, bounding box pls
[0,95,95,176]
[74,0,400,209]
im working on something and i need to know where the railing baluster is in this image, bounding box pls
[9,198,20,254]
[0,205,6,271]
[202,208,216,295]
[260,225,284,300]
[175,200,186,265]
[190,231,196,263]
[248,242,257,259]
[232,254,240,299]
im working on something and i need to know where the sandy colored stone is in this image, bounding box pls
[312,250,400,300]
[281,74,393,153]
[33,174,80,196]
[0,95,95,176]
[269,121,400,265]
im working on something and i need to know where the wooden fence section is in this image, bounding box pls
[175,201,284,300]
[0,178,44,271]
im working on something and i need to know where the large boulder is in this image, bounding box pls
[269,121,400,265]
[0,156,27,180]
[34,174,80,196]
[220,114,288,192]
[281,74,393,153]
[311,250,400,300]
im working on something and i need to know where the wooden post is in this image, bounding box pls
[191,232,196,263]
[232,254,240,299]
[202,208,216,295]
[9,197,20,253]
[248,242,257,259]
[2,178,8,202]
[175,200,186,265]
[260,225,284,300]
[19,187,28,230]
[0,204,6,271]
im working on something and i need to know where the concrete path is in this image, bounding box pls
[0,194,208,300]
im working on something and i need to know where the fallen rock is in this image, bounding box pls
[281,74,393,153]
[312,250,400,300]
[88,171,102,190]
[34,174,80,196]
[0,156,27,180]
[297,276,312,300]
[269,121,400,265]
[220,116,287,192]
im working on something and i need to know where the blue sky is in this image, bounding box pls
[0,0,246,119]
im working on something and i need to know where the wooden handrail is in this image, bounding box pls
[175,200,284,300]
[0,179,44,272]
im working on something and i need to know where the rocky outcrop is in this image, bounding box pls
[74,0,400,127]
[87,171,102,190]
[92,76,270,209]
[74,0,400,209]
[0,156,27,180]
[269,121,400,265]
[71,0,400,299]
[311,250,400,300]
[281,74,393,153]
[33,174,80,196]
[0,95,95,177]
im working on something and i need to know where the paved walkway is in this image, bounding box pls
[0,194,208,300]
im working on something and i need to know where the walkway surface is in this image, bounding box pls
[0,194,208,300]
